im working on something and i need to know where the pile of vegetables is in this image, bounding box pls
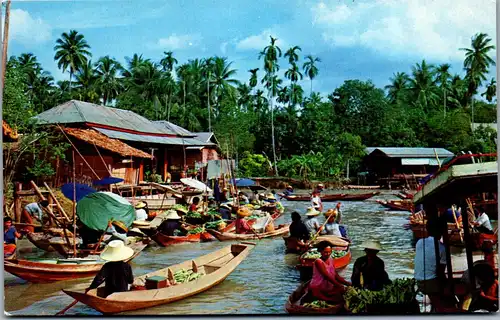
[343,278,417,313]
[187,227,205,235]
[204,220,227,230]
[173,269,203,283]
[302,300,336,309]
[173,204,188,212]
[301,249,347,260]
[185,212,202,219]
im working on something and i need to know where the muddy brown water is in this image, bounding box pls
[4,191,492,315]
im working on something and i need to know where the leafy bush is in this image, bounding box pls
[238,151,271,177]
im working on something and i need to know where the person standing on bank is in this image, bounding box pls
[22,200,50,232]
[85,240,134,297]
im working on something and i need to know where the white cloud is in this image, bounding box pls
[220,42,228,54]
[154,34,202,50]
[311,0,496,62]
[9,9,52,45]
[236,29,287,51]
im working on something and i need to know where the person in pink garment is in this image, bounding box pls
[309,241,351,303]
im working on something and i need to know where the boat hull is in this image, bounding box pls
[285,281,343,314]
[26,232,55,252]
[283,192,379,202]
[208,224,290,241]
[63,243,255,314]
[377,200,413,212]
[151,232,201,247]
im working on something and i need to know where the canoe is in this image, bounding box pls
[222,211,282,233]
[51,239,148,259]
[208,224,290,241]
[377,200,413,212]
[26,232,55,252]
[151,232,201,247]
[3,243,145,283]
[285,281,344,314]
[282,192,380,202]
[346,185,381,190]
[63,242,256,314]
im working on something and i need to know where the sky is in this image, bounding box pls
[5,0,497,97]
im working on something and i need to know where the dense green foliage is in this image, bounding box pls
[3,30,497,182]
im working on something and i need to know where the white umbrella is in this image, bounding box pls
[180,178,213,192]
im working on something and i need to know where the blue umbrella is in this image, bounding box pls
[61,183,97,202]
[93,176,124,186]
[234,178,256,187]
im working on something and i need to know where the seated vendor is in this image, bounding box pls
[134,201,149,221]
[157,210,186,236]
[309,241,351,303]
[189,197,201,213]
[106,220,129,244]
[85,240,134,297]
[469,262,499,312]
[283,185,294,196]
[4,217,22,258]
[238,192,250,205]
[473,207,494,234]
[22,200,50,232]
[235,207,253,234]
[351,240,391,291]
[289,211,310,248]
[218,203,232,220]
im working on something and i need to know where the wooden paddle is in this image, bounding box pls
[56,300,79,316]
[310,215,331,243]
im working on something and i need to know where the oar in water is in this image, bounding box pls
[56,299,79,316]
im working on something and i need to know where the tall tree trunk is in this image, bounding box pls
[443,88,446,118]
[1,0,11,93]
[69,71,73,92]
[310,78,313,96]
[270,73,278,176]
[207,72,211,132]
[183,81,186,127]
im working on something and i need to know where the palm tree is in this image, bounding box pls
[53,30,92,91]
[212,57,238,106]
[289,83,304,107]
[409,60,439,111]
[303,55,320,95]
[460,33,496,102]
[284,46,301,65]
[17,53,41,74]
[435,64,451,116]
[481,78,496,102]
[385,72,410,104]
[123,53,149,78]
[447,75,468,110]
[95,56,124,105]
[160,51,178,73]
[258,36,282,175]
[248,68,259,90]
[74,60,99,103]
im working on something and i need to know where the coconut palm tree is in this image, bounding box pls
[385,72,410,104]
[17,53,41,75]
[74,60,99,103]
[435,64,451,116]
[53,30,92,91]
[211,57,239,117]
[409,60,439,111]
[481,78,496,102]
[284,46,301,65]
[447,75,468,110]
[303,55,320,95]
[123,53,149,78]
[259,36,282,175]
[160,51,178,73]
[460,33,496,101]
[95,56,124,105]
[248,68,259,90]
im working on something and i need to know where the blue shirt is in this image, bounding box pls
[414,236,446,281]
[4,226,17,244]
[25,202,43,221]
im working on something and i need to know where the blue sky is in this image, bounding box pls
[6,0,496,97]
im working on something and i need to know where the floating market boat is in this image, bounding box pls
[297,247,352,280]
[376,200,413,212]
[207,224,290,241]
[4,243,145,283]
[62,242,255,314]
[285,281,344,314]
[222,211,283,233]
[283,235,349,254]
[151,232,201,247]
[282,192,380,202]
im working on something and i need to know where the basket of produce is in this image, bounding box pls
[299,248,348,267]
[343,278,419,314]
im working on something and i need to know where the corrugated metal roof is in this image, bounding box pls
[366,147,453,158]
[195,132,213,143]
[401,158,441,166]
[34,100,175,135]
[365,147,376,154]
[153,120,196,137]
[94,127,214,146]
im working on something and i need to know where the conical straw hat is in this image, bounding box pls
[100,240,134,262]
[361,240,383,251]
[305,207,320,216]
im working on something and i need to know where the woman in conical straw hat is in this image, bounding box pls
[235,207,253,234]
[85,240,134,297]
[134,201,148,222]
[304,207,321,235]
[157,210,186,236]
[320,209,342,237]
[351,240,391,291]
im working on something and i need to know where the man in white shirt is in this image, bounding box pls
[473,208,493,234]
[311,191,323,212]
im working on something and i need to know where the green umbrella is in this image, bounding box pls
[76,192,135,231]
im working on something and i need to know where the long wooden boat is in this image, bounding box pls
[285,281,344,314]
[222,211,282,233]
[3,243,145,283]
[51,239,148,259]
[208,224,290,241]
[151,232,201,247]
[63,242,256,314]
[26,232,56,252]
[283,235,349,254]
[376,200,413,212]
[346,185,381,190]
[282,192,380,202]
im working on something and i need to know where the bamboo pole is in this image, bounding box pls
[93,142,113,177]
[29,180,63,227]
[451,206,463,242]
[1,0,10,93]
[72,150,77,257]
[43,182,71,222]
[433,148,442,168]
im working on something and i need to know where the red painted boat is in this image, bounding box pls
[283,192,379,202]
[297,248,352,280]
[222,212,282,233]
[377,200,413,212]
[200,231,216,242]
[151,232,201,247]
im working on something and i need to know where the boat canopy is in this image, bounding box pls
[76,192,135,231]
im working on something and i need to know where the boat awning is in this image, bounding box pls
[401,158,442,166]
[413,161,498,205]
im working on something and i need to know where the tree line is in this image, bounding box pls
[3,30,497,182]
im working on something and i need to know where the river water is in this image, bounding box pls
[3,191,480,315]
